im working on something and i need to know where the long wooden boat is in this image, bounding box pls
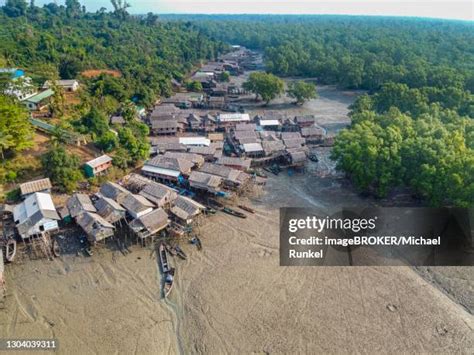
[222,207,247,219]
[51,239,60,258]
[189,236,202,251]
[208,199,224,210]
[5,239,16,262]
[159,243,174,297]
[174,246,187,260]
[238,205,255,214]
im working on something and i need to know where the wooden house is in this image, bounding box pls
[84,155,113,178]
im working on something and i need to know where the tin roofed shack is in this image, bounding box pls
[19,178,52,198]
[76,212,115,243]
[129,208,169,245]
[13,192,60,239]
[84,155,113,178]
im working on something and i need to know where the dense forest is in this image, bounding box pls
[0,1,226,192]
[1,9,473,205]
[173,15,474,206]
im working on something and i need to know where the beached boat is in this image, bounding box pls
[222,207,247,219]
[238,205,255,214]
[208,199,224,210]
[51,239,60,258]
[159,243,174,297]
[174,246,187,260]
[5,239,16,262]
[189,236,202,251]
[308,153,319,162]
[263,165,280,176]
[165,243,177,256]
[84,246,93,257]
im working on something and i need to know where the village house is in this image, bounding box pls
[149,104,180,120]
[287,150,308,167]
[163,151,205,168]
[187,114,202,131]
[216,156,252,171]
[198,162,247,189]
[3,75,37,101]
[43,79,80,92]
[120,193,154,219]
[170,195,206,225]
[242,143,265,158]
[218,113,251,129]
[84,155,113,178]
[100,182,130,201]
[76,212,115,243]
[13,192,60,239]
[66,193,97,218]
[94,196,126,224]
[151,119,181,136]
[235,123,257,131]
[142,156,194,183]
[179,136,211,147]
[129,208,169,244]
[301,125,326,143]
[207,96,226,110]
[295,115,316,128]
[208,133,224,143]
[188,146,217,161]
[23,89,54,111]
[189,72,216,89]
[188,171,223,193]
[201,114,217,132]
[162,92,204,109]
[262,140,286,157]
[139,183,178,208]
[282,135,306,150]
[19,178,52,198]
[259,118,281,130]
[233,129,259,144]
[210,83,228,97]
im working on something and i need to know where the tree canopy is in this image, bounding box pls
[287,80,317,105]
[243,71,284,104]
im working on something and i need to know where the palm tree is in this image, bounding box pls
[50,126,68,147]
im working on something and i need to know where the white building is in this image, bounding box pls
[13,192,60,239]
[43,79,80,92]
[178,136,211,147]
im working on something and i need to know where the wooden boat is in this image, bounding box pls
[51,239,60,258]
[165,243,177,256]
[222,207,247,219]
[174,246,187,260]
[159,243,174,297]
[84,246,93,257]
[189,236,202,251]
[205,207,217,215]
[238,205,255,214]
[5,239,16,262]
[308,153,319,162]
[208,199,224,210]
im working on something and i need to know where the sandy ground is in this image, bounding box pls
[1,86,472,354]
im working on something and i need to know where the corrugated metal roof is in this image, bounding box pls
[85,155,112,169]
[19,178,51,196]
[25,89,54,103]
[142,165,181,178]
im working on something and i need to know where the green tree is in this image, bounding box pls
[96,131,118,152]
[41,146,82,193]
[3,0,27,17]
[287,80,317,105]
[0,95,33,155]
[243,72,284,104]
[186,80,203,92]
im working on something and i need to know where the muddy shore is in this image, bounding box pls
[0,86,472,354]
